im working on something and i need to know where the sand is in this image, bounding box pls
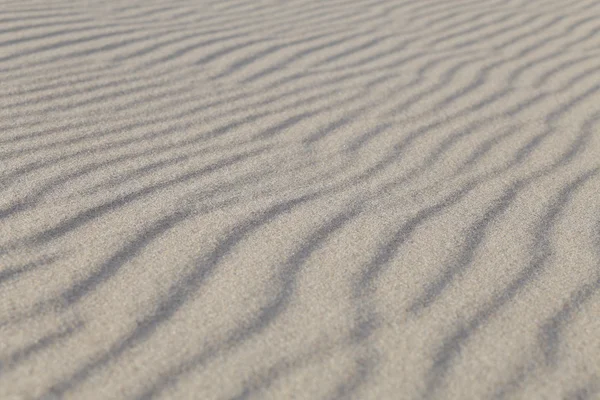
[2,0,600,399]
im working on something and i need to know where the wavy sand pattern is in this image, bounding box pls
[2,0,600,399]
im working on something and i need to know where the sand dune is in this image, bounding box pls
[2,0,600,399]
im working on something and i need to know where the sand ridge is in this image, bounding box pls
[2,0,600,399]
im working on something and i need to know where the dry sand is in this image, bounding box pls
[2,0,600,399]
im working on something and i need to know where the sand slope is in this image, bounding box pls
[2,0,600,399]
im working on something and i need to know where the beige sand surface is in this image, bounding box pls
[2,0,600,399]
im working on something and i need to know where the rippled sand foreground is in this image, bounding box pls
[2,0,600,399]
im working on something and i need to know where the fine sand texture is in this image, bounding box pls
[2,0,600,399]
